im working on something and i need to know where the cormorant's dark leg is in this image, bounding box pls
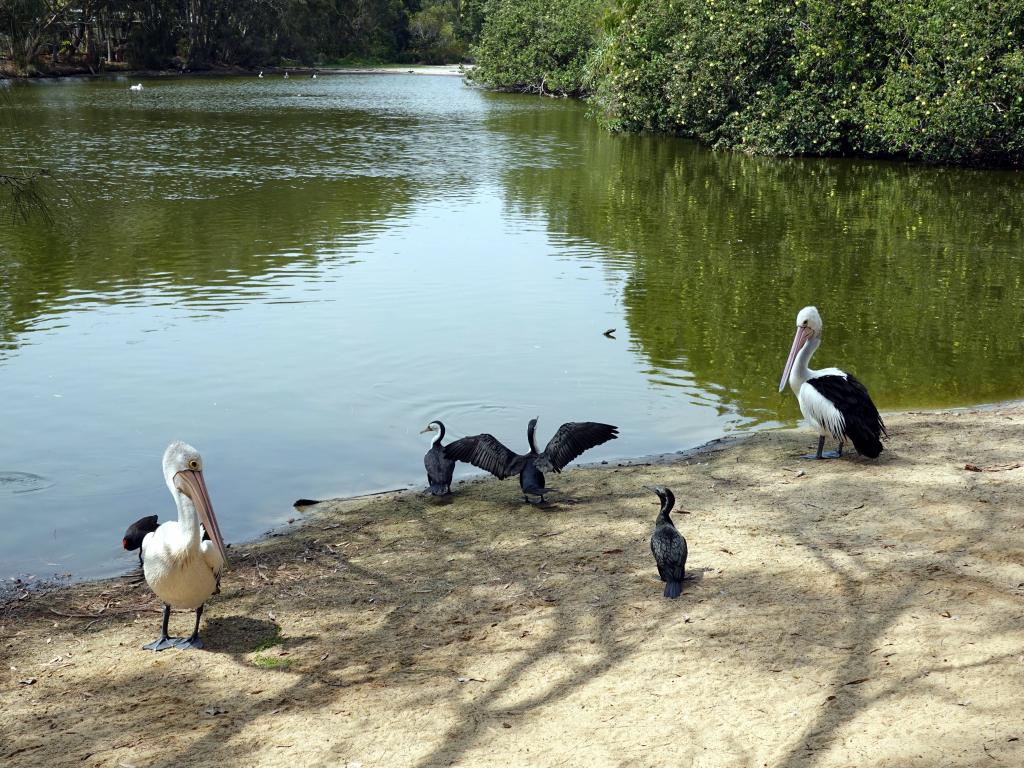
[142,604,181,651]
[175,605,205,649]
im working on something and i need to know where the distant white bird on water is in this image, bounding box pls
[129,83,143,92]
[258,71,264,79]
[134,441,228,650]
[284,71,289,79]
[779,306,887,460]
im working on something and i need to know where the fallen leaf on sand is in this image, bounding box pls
[204,705,228,716]
[964,462,1022,472]
[18,678,36,685]
[457,676,486,683]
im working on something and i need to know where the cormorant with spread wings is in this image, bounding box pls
[443,417,618,502]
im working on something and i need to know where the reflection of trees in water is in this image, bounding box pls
[0,175,412,355]
[497,106,1024,419]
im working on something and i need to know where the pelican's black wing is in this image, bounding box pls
[443,434,527,480]
[806,373,887,457]
[540,422,619,472]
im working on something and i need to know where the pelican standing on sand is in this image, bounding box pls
[444,418,618,502]
[421,420,455,496]
[136,441,227,650]
[779,306,887,459]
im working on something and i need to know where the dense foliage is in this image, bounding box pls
[468,0,599,95]
[472,0,1024,166]
[0,0,484,73]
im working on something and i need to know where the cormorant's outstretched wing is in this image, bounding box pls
[540,422,619,472]
[443,434,527,479]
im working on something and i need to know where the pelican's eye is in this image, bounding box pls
[188,459,199,470]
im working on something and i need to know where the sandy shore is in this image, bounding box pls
[2,403,1023,767]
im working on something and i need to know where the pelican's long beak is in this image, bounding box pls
[175,469,228,566]
[779,326,813,393]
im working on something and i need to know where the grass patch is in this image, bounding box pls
[252,654,294,670]
[252,633,284,653]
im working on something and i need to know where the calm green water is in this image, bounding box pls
[1,75,1022,582]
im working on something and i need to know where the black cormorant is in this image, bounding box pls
[122,514,160,567]
[421,420,456,496]
[648,486,687,598]
[444,417,618,502]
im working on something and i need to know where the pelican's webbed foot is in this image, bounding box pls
[801,436,844,460]
[173,605,206,650]
[143,636,183,651]
[142,604,182,651]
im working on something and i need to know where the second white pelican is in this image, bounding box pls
[779,306,887,460]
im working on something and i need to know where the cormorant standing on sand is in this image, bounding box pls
[648,486,687,598]
[421,420,455,496]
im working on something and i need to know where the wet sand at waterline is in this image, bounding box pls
[2,404,1023,767]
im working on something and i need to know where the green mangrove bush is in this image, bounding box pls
[468,0,600,96]
[472,0,1024,165]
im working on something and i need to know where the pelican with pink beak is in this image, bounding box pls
[137,441,228,650]
[779,306,887,460]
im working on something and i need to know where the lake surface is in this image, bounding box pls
[1,74,1022,582]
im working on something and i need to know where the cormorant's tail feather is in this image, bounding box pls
[293,498,321,507]
[663,580,683,599]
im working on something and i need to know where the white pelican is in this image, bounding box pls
[129,83,143,92]
[137,441,227,650]
[779,306,887,459]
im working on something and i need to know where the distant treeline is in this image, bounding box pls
[0,0,484,74]
[469,0,1024,166]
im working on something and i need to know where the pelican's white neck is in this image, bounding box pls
[171,480,201,545]
[788,335,820,394]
